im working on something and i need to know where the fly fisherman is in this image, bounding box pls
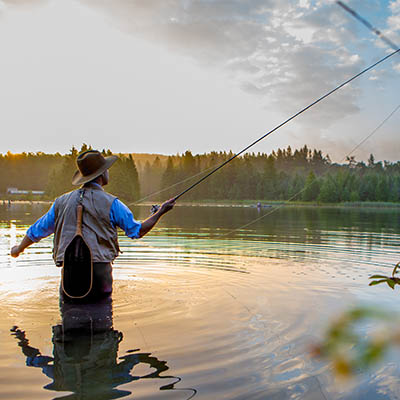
[10,150,175,301]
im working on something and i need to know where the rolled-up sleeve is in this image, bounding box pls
[110,198,142,239]
[26,203,56,242]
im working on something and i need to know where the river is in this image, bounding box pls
[0,203,399,399]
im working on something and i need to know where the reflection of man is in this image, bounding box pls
[10,150,175,300]
[10,300,196,399]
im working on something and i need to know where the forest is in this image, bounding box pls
[1,144,400,204]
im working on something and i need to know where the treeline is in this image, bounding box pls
[0,145,140,202]
[139,147,400,203]
[0,151,61,192]
[1,145,400,204]
[45,145,140,202]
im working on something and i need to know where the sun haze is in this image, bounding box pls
[0,0,398,161]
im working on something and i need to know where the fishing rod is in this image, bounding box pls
[166,48,400,202]
[218,2,400,236]
[136,2,397,214]
[147,3,400,214]
[220,101,400,237]
[337,1,398,51]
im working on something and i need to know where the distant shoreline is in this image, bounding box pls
[169,200,400,209]
[0,199,52,205]
[2,198,400,210]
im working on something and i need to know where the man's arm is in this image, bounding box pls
[10,203,56,258]
[138,199,175,238]
[111,198,175,239]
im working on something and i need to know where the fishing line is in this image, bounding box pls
[137,2,399,235]
[130,2,400,209]
[218,100,400,237]
[345,103,400,159]
[235,1,400,229]
[145,47,400,207]
[128,164,217,206]
[130,45,400,210]
[217,2,400,236]
[166,1,400,203]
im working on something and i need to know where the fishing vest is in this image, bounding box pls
[53,184,119,264]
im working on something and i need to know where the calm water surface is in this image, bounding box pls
[1,203,400,399]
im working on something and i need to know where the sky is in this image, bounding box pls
[0,0,399,162]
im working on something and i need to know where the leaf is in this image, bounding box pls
[334,357,352,377]
[369,275,389,280]
[360,341,385,366]
[369,280,387,286]
[387,279,396,290]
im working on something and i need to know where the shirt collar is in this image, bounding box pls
[83,182,103,190]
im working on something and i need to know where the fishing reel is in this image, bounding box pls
[150,204,160,215]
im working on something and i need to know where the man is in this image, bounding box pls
[11,150,175,300]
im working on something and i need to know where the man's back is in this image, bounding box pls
[53,183,118,264]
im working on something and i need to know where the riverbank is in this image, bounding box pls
[140,199,400,209]
[0,199,52,205]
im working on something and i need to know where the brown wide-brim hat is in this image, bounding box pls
[72,150,118,186]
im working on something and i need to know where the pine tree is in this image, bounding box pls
[161,157,177,199]
[262,156,277,200]
[318,176,338,203]
[302,171,320,201]
[376,175,389,202]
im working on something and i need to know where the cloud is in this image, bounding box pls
[76,0,375,133]
[388,14,400,31]
[390,0,400,13]
[385,0,400,45]
[0,0,396,161]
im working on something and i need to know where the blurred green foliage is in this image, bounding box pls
[312,306,395,377]
[314,262,400,377]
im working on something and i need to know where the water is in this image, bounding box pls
[1,203,400,399]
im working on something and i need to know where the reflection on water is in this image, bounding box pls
[1,203,400,399]
[10,297,196,400]
[2,203,399,271]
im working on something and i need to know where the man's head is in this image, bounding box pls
[93,170,109,186]
[72,150,117,186]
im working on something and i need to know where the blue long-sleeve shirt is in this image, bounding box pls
[27,196,142,242]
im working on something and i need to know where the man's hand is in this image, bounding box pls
[10,235,34,258]
[11,245,22,258]
[139,198,176,238]
[160,198,176,215]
